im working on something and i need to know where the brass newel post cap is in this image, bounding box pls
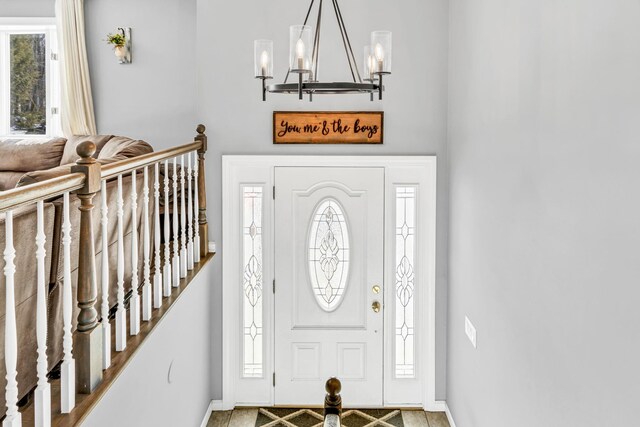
[326,377,341,396]
[76,141,97,164]
[324,377,342,417]
[196,124,206,135]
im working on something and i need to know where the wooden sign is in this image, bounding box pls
[273,111,384,144]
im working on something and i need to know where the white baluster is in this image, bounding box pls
[100,181,111,370]
[153,162,163,308]
[3,210,21,427]
[163,159,172,295]
[187,152,194,270]
[130,170,141,335]
[180,154,187,278]
[61,192,75,413]
[142,166,152,321]
[115,175,126,351]
[35,201,51,427]
[172,157,180,287]
[193,151,201,263]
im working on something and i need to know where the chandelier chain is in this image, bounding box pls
[331,0,362,83]
[330,0,356,82]
[311,0,324,81]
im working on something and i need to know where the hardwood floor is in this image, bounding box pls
[206,409,451,427]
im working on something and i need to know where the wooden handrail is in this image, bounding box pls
[0,173,85,213]
[100,141,202,180]
[0,132,206,213]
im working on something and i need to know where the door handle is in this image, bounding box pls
[371,301,381,313]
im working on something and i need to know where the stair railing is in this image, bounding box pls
[0,125,209,426]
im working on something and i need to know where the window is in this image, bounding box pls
[308,198,350,312]
[242,186,264,378]
[0,18,60,138]
[395,186,416,378]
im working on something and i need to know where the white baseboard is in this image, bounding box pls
[200,400,232,427]
[211,400,231,411]
[431,400,448,412]
[445,403,458,427]
[199,400,215,427]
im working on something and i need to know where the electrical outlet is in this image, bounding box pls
[465,316,477,348]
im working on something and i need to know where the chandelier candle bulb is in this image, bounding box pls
[296,39,305,70]
[371,31,392,74]
[289,25,312,72]
[254,39,273,78]
[254,39,273,100]
[261,51,269,77]
[375,43,384,72]
[364,45,376,101]
[364,45,374,81]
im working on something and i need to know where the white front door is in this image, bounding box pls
[274,167,385,407]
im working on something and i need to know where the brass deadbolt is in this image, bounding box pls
[372,301,381,313]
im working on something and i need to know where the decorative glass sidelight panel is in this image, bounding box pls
[395,187,416,378]
[242,186,263,378]
[308,199,350,312]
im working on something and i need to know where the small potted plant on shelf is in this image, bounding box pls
[106,32,127,60]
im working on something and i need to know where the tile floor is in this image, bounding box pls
[206,408,450,427]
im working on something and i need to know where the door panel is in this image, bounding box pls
[274,167,384,407]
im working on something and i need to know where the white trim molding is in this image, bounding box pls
[222,156,437,410]
[210,400,229,411]
[199,400,215,427]
[431,401,448,412]
[200,400,233,427]
[445,403,458,427]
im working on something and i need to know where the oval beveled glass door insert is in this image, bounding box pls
[308,198,350,312]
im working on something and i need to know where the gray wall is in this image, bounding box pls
[0,0,54,17]
[81,261,214,427]
[84,0,198,150]
[4,0,450,404]
[447,1,640,426]
[196,0,450,400]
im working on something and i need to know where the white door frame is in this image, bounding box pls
[222,156,437,410]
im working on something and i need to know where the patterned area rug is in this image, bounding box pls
[255,408,404,427]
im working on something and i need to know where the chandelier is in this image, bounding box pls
[253,0,392,101]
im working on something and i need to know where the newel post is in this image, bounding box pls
[71,141,103,394]
[195,124,209,257]
[324,377,342,418]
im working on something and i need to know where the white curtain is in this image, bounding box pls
[55,0,97,136]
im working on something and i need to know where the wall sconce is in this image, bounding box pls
[106,27,132,64]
